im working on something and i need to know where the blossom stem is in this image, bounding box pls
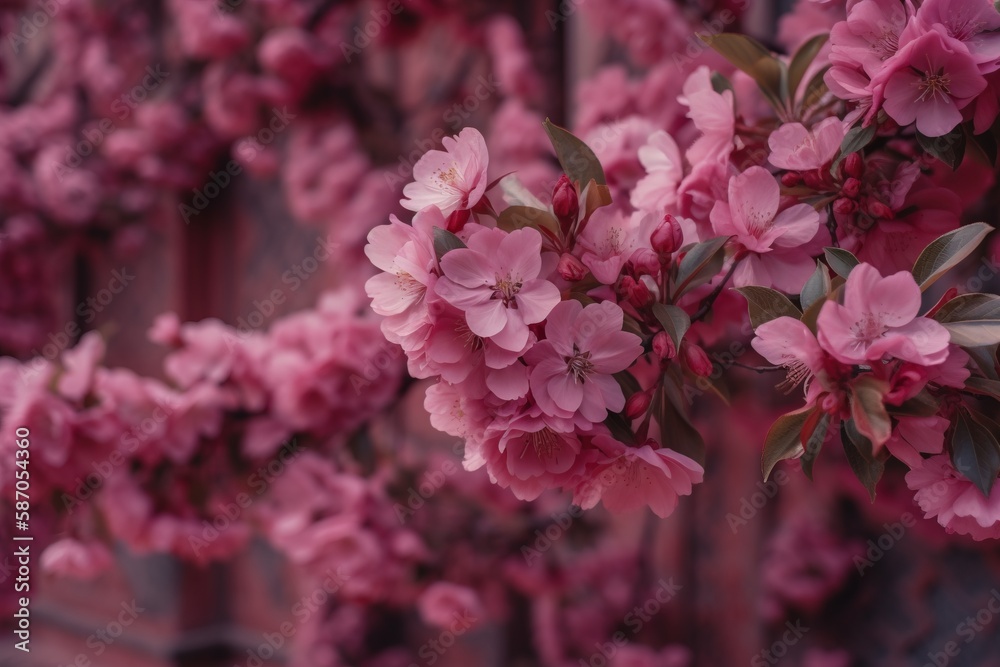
[691,258,741,322]
[731,362,782,373]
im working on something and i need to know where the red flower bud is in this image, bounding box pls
[552,175,579,233]
[781,172,802,187]
[683,343,713,377]
[653,331,676,360]
[844,152,864,179]
[557,253,587,281]
[621,275,652,308]
[802,170,825,190]
[446,208,471,233]
[651,214,683,256]
[625,390,652,419]
[842,177,861,198]
[865,199,894,220]
[832,197,857,215]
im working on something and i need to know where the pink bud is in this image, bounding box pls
[832,197,857,215]
[844,152,863,179]
[683,343,713,377]
[629,248,660,277]
[552,175,579,233]
[802,170,825,190]
[557,253,587,281]
[650,214,683,256]
[841,177,861,198]
[652,331,676,360]
[625,390,652,419]
[865,199,894,220]
[621,276,652,308]
[781,172,802,187]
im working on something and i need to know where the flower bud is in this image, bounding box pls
[651,214,683,256]
[832,197,857,215]
[652,331,676,360]
[841,177,861,198]
[844,152,864,178]
[683,343,713,377]
[630,248,660,277]
[552,175,579,233]
[557,253,587,281]
[621,275,652,308]
[865,199,894,220]
[625,390,652,419]
[781,172,802,187]
[802,170,825,190]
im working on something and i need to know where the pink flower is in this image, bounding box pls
[752,317,827,397]
[40,539,114,580]
[768,118,845,171]
[573,436,703,518]
[631,130,684,213]
[578,210,659,285]
[878,27,987,137]
[435,226,560,352]
[525,301,642,423]
[913,0,1000,69]
[710,167,821,292]
[401,128,489,216]
[816,264,951,366]
[885,415,948,469]
[417,582,484,629]
[906,455,1000,541]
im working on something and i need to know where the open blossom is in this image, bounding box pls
[752,317,827,396]
[906,455,1000,541]
[768,118,845,171]
[912,0,1000,69]
[525,300,643,423]
[816,264,951,366]
[878,26,987,137]
[434,226,560,352]
[401,128,489,216]
[578,210,659,285]
[680,66,736,167]
[573,436,703,519]
[710,166,821,292]
[631,130,684,213]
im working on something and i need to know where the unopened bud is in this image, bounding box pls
[802,170,825,190]
[832,197,857,215]
[625,390,652,419]
[552,175,579,234]
[844,152,863,179]
[652,331,676,360]
[557,253,587,281]
[446,208,471,233]
[651,214,683,256]
[621,275,652,308]
[865,199,894,220]
[842,177,861,198]
[683,343,713,377]
[781,172,802,187]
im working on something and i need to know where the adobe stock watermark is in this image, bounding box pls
[6,0,71,53]
[340,0,406,62]
[55,599,146,667]
[408,609,478,667]
[725,469,791,534]
[577,577,683,667]
[922,590,1000,667]
[854,513,916,575]
[180,106,296,224]
[393,441,465,523]
[751,619,810,666]
[54,66,170,181]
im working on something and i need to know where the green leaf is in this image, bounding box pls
[761,406,813,481]
[800,410,830,481]
[710,71,734,95]
[699,33,784,109]
[912,223,994,291]
[604,411,637,445]
[800,261,831,312]
[433,227,466,261]
[734,286,802,329]
[886,390,940,418]
[917,127,966,170]
[543,119,607,188]
[497,205,561,238]
[966,345,1000,380]
[849,376,891,447]
[841,420,885,502]
[933,293,1000,347]
[672,236,729,299]
[799,65,831,111]
[964,376,1000,402]
[658,375,706,465]
[823,247,860,279]
[951,408,1000,497]
[651,303,691,350]
[613,371,642,399]
[787,33,828,100]
[835,123,877,166]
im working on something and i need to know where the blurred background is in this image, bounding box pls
[1,0,1000,666]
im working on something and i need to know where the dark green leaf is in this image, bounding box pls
[543,119,607,187]
[433,227,466,261]
[917,127,966,170]
[734,286,802,329]
[800,411,830,481]
[841,420,885,502]
[951,408,1000,497]
[496,205,561,238]
[787,34,828,100]
[651,303,691,350]
[887,390,940,418]
[672,236,729,299]
[762,406,813,481]
[933,293,1000,346]
[710,71,734,95]
[799,65,831,112]
[699,33,784,109]
[966,345,1000,380]
[604,410,637,445]
[964,376,1000,402]
[823,247,860,279]
[912,223,994,291]
[658,376,706,465]
[800,261,831,312]
[835,123,877,165]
